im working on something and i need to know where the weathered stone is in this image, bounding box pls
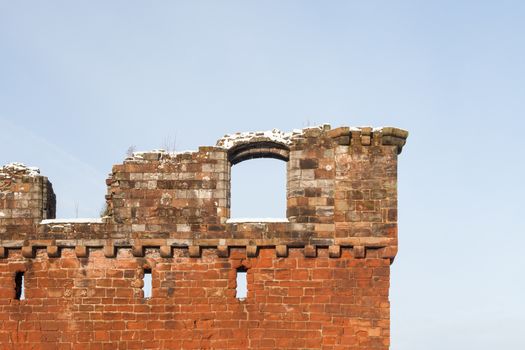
[217,245,229,258]
[131,244,144,257]
[74,245,88,258]
[103,245,116,258]
[188,245,201,258]
[46,245,60,258]
[22,245,35,258]
[304,245,317,258]
[354,245,366,258]
[328,245,341,258]
[275,244,288,257]
[159,245,172,258]
[246,245,258,257]
[0,125,408,350]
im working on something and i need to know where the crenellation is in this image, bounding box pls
[0,124,407,349]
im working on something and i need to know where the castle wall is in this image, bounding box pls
[0,125,407,350]
[0,247,390,350]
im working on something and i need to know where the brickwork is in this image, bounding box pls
[0,124,408,349]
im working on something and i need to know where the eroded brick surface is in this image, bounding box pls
[0,125,408,349]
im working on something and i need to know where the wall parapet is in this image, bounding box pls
[1,124,408,260]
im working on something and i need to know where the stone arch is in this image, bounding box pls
[216,128,292,165]
[217,129,291,219]
[227,141,290,165]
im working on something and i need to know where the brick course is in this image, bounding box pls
[0,124,408,349]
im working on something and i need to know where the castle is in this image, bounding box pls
[0,124,408,349]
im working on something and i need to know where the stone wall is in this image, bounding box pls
[0,163,55,239]
[0,124,408,349]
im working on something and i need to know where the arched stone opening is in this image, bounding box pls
[227,141,289,221]
[227,141,290,165]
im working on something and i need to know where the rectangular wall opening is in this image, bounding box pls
[236,267,247,300]
[229,158,287,221]
[15,272,25,300]
[143,269,152,299]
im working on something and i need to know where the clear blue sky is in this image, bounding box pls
[1,1,524,348]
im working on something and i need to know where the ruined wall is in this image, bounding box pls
[0,163,55,238]
[0,124,408,350]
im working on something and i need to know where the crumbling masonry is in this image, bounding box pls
[0,125,408,349]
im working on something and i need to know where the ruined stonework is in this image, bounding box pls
[0,125,408,349]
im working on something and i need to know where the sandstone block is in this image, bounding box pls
[132,245,144,257]
[188,245,201,258]
[103,245,116,258]
[75,246,88,258]
[354,245,366,259]
[160,245,172,258]
[304,245,317,258]
[328,245,341,258]
[276,245,288,257]
[46,245,60,258]
[22,246,35,258]
[217,245,229,258]
[246,245,258,258]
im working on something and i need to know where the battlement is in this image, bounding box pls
[0,124,408,349]
[0,163,56,231]
[1,125,407,260]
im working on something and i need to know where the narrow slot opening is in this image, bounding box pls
[15,272,25,300]
[236,267,247,300]
[143,268,152,299]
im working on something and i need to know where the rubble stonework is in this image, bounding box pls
[0,124,408,349]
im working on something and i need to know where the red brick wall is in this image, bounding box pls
[0,247,389,350]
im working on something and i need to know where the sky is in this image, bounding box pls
[1,1,524,348]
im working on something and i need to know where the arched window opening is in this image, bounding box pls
[229,158,287,221]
